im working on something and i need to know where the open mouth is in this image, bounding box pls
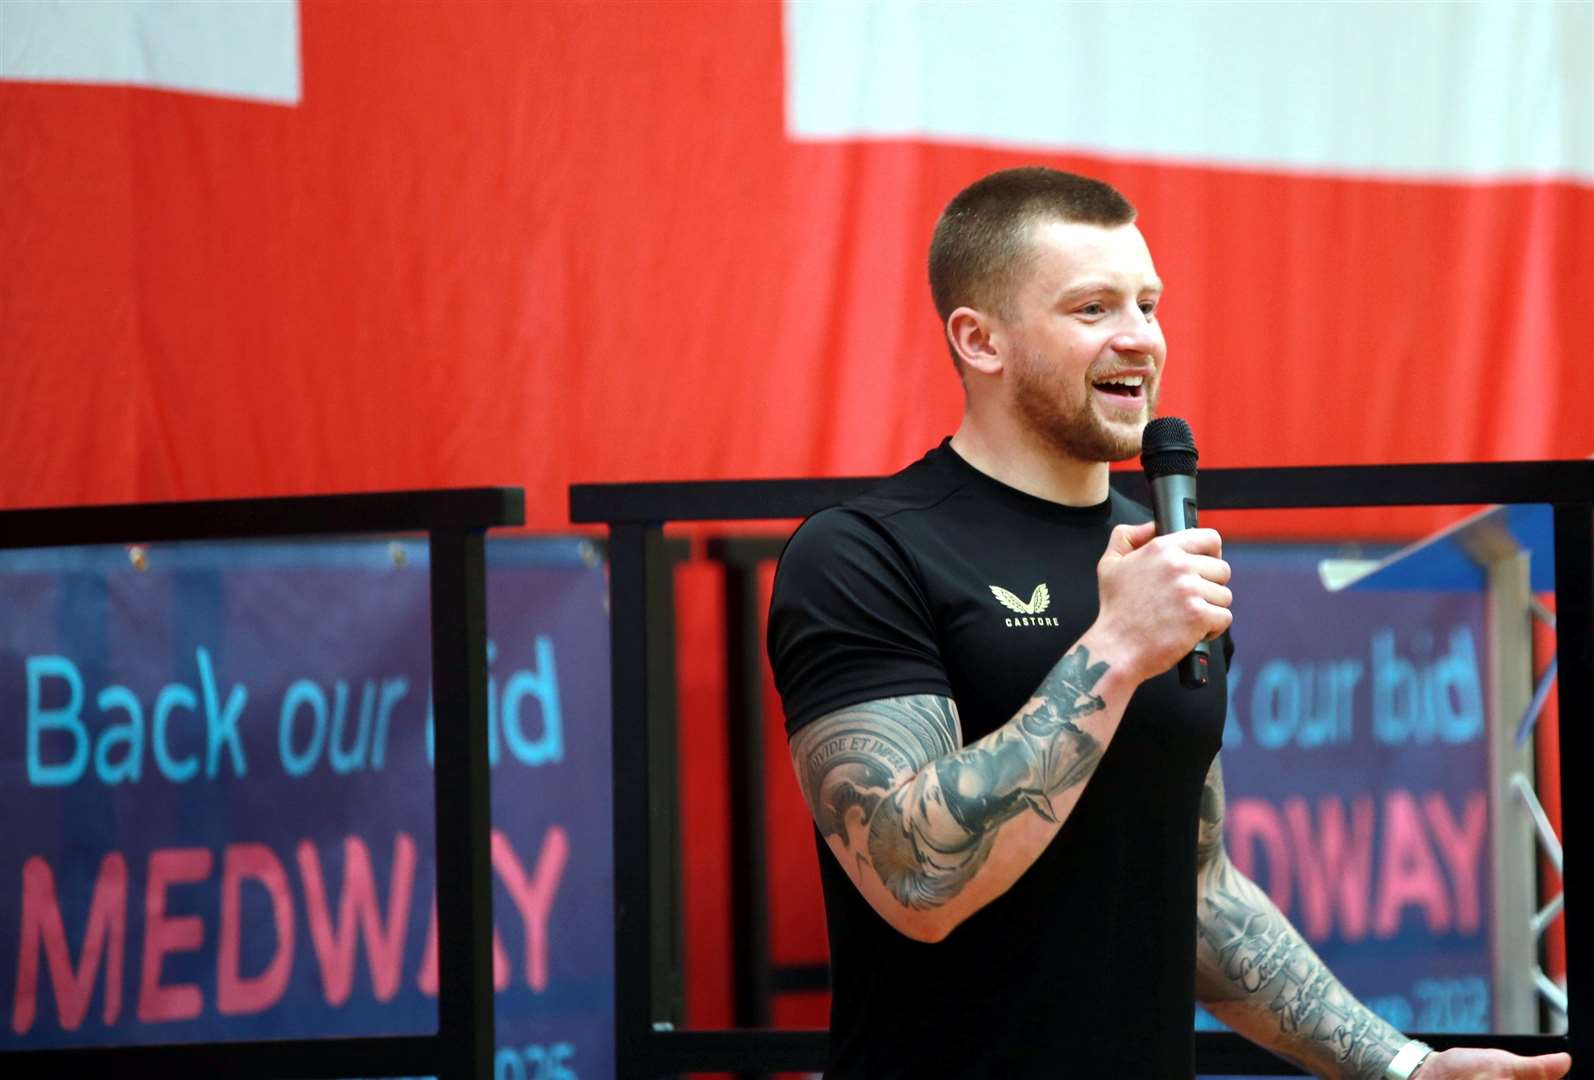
[1093,374,1145,400]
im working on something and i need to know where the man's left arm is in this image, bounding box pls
[1194,755,1571,1080]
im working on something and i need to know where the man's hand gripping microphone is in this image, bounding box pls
[1140,417,1209,689]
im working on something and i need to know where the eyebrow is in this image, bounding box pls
[1056,278,1164,302]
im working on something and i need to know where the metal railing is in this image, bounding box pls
[0,488,524,1080]
[571,461,1593,1078]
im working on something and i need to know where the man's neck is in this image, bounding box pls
[949,415,1111,507]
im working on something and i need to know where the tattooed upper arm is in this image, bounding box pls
[790,695,962,846]
[1196,753,1226,870]
[789,646,1114,934]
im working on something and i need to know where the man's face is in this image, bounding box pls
[995,219,1166,464]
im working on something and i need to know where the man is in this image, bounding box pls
[766,168,1570,1079]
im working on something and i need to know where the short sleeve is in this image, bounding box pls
[767,507,951,737]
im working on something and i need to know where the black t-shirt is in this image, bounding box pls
[768,439,1229,1079]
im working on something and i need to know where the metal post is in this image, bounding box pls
[429,528,496,1080]
[609,524,686,1078]
[609,524,653,1077]
[646,535,688,1046]
[707,539,778,1067]
[1552,505,1592,1069]
[1487,552,1540,1030]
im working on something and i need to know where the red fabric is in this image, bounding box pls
[2,4,1589,536]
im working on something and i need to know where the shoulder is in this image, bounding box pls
[773,503,923,609]
[769,503,955,735]
[777,448,966,580]
[847,447,967,521]
[776,505,899,582]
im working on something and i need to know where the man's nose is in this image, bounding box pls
[1109,324,1160,357]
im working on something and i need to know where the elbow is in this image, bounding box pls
[858,889,961,942]
[892,909,958,944]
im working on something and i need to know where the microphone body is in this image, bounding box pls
[1148,471,1198,539]
[1140,418,1210,689]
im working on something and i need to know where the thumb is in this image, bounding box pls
[1105,521,1156,558]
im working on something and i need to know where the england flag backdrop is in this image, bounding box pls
[1,1,1589,537]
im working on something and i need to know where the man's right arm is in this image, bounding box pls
[787,519,1232,943]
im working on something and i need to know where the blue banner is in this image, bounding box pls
[2,537,1498,1076]
[1,538,613,1079]
[1204,546,1493,1039]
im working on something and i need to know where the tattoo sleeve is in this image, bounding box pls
[1194,757,1407,1079]
[1196,753,1226,869]
[790,644,1110,915]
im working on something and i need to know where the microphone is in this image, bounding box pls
[1140,417,1209,689]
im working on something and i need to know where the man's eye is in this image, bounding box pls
[1079,302,1105,316]
[1139,301,1158,318]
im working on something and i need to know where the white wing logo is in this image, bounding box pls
[989,583,1050,615]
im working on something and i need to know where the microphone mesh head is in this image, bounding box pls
[1141,417,1198,479]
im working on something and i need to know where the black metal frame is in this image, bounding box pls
[572,461,1593,1078]
[702,537,832,1049]
[0,488,524,1080]
[702,537,785,1038]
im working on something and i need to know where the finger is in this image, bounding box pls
[1497,1051,1575,1079]
[1195,580,1233,609]
[1205,605,1230,640]
[1186,554,1232,585]
[1165,527,1224,557]
[1107,521,1156,556]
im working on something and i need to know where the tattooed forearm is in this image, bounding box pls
[1193,756,1406,1078]
[791,645,1111,913]
[1196,757,1225,868]
[1196,857,1404,1079]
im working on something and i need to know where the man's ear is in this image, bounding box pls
[947,306,1003,376]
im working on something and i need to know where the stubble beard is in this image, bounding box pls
[1011,352,1159,465]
